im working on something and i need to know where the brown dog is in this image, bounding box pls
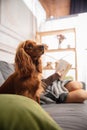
[0,40,47,103]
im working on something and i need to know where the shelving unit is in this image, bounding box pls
[36,28,77,80]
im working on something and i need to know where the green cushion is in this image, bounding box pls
[0,94,62,130]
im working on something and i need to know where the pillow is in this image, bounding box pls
[0,61,14,80]
[0,71,5,86]
[0,94,62,130]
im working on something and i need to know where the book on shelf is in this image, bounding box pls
[55,59,72,80]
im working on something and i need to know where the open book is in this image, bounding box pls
[55,59,72,80]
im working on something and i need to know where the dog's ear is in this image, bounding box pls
[15,48,35,77]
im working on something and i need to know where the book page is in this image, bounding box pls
[55,59,72,80]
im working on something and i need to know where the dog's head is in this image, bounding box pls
[24,40,45,60]
[15,40,46,77]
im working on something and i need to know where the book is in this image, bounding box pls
[55,59,72,80]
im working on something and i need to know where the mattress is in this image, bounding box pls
[42,101,87,130]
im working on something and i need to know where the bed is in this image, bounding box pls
[0,60,87,130]
[42,101,87,130]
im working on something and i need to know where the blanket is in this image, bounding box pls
[40,79,72,104]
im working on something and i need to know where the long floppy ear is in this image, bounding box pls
[15,48,35,78]
[36,58,42,73]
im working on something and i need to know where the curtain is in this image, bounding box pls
[70,0,87,14]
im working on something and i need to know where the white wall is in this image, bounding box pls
[0,0,37,63]
[39,13,87,84]
[23,0,46,30]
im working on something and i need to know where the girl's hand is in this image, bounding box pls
[56,71,62,78]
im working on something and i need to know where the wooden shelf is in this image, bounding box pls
[36,28,77,80]
[46,48,75,52]
[36,28,75,36]
[43,67,76,70]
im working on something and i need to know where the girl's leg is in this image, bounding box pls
[64,81,83,92]
[65,89,87,103]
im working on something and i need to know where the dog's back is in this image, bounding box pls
[0,73,16,94]
[0,72,43,102]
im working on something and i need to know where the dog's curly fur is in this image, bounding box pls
[0,40,46,103]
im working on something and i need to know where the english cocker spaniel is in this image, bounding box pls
[0,40,47,103]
